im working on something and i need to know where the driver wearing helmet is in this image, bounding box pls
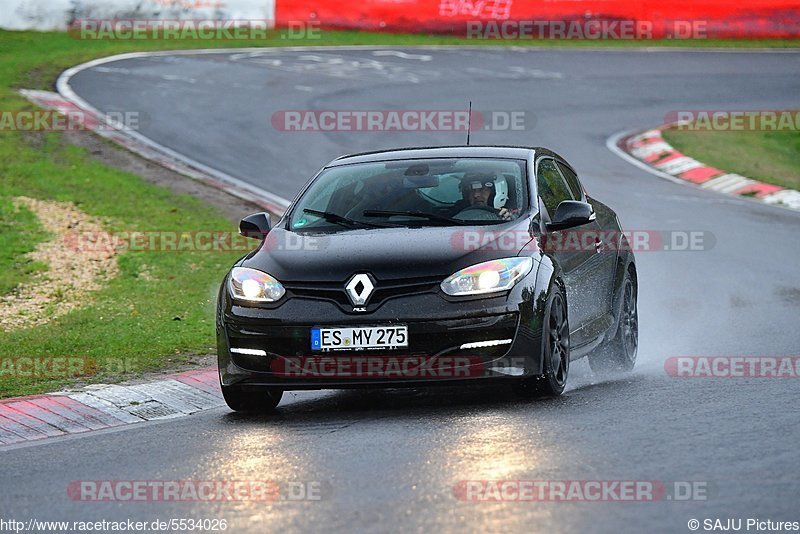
[452,172,513,220]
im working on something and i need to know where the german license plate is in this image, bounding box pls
[311,326,408,350]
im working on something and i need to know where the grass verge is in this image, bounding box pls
[0,198,49,296]
[0,131,244,397]
[662,128,800,190]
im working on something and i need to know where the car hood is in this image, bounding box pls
[240,219,537,282]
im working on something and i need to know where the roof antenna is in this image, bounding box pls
[466,101,472,146]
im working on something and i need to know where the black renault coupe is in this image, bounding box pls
[217,146,638,411]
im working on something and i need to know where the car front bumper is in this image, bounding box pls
[217,274,546,390]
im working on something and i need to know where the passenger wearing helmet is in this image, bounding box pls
[451,172,513,221]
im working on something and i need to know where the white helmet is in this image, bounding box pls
[461,172,509,209]
[492,174,509,210]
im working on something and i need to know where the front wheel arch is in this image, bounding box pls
[588,264,638,375]
[515,280,570,398]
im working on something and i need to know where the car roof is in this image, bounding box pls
[326,145,559,167]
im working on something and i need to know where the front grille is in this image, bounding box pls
[283,275,442,313]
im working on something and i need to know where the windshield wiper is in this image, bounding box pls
[302,209,389,229]
[362,210,468,226]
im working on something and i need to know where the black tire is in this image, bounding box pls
[515,284,570,398]
[588,268,638,376]
[221,385,283,412]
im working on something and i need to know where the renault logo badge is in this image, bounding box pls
[345,273,374,306]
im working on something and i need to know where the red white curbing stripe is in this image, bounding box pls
[0,368,221,446]
[613,124,800,211]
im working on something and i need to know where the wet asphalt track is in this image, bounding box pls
[3,48,800,532]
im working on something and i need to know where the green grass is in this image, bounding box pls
[0,29,797,397]
[662,128,800,190]
[0,132,243,396]
[0,198,49,296]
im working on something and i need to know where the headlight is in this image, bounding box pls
[229,267,285,302]
[441,257,533,296]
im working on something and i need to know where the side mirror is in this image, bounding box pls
[547,201,595,231]
[239,212,271,239]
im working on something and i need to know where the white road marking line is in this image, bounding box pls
[466,66,562,79]
[93,66,132,74]
[248,58,284,67]
[372,50,433,61]
[161,74,197,83]
[507,66,564,79]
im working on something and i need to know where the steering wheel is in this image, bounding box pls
[454,205,501,221]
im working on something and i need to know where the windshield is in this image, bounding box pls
[289,158,528,231]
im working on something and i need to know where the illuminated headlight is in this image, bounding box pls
[441,257,533,297]
[229,267,285,302]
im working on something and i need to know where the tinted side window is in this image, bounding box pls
[537,159,574,217]
[557,162,583,200]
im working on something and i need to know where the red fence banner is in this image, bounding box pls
[276,0,800,39]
